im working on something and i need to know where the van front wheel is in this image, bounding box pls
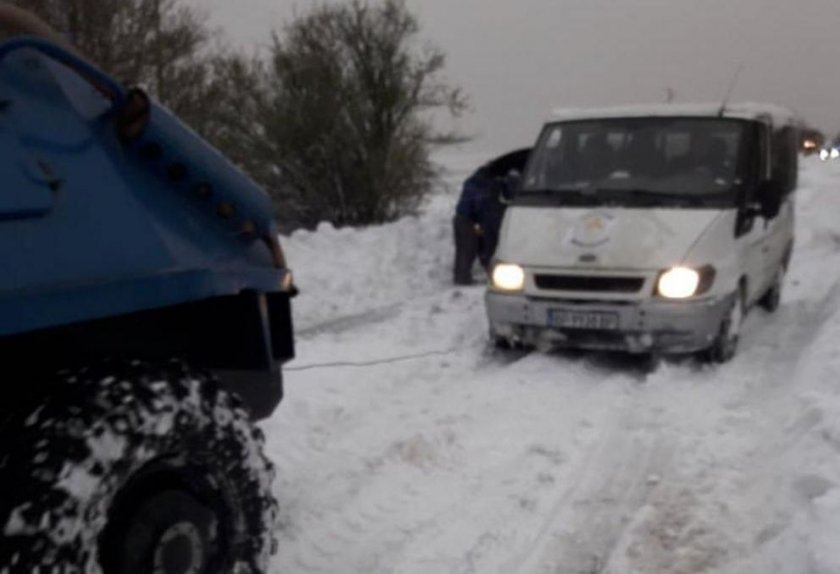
[759,266,785,313]
[705,290,744,363]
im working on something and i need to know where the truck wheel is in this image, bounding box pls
[758,266,785,313]
[0,360,277,574]
[705,289,744,363]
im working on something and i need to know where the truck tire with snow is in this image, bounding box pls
[0,360,277,574]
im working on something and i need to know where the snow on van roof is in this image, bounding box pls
[549,102,797,126]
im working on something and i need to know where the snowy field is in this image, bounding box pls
[264,156,840,573]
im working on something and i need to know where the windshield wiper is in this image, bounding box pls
[518,187,595,196]
[516,187,610,206]
[594,188,708,207]
[516,187,716,208]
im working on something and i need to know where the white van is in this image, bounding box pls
[485,103,798,362]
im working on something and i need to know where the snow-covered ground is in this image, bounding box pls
[263,156,840,573]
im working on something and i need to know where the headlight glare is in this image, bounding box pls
[821,149,830,161]
[831,148,839,159]
[657,267,700,299]
[492,263,525,291]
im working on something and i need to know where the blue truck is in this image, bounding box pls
[0,8,294,574]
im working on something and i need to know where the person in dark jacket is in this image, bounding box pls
[453,148,531,285]
[453,167,505,284]
[476,178,507,270]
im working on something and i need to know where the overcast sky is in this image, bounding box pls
[198,0,840,156]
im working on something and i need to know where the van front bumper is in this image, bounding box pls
[486,291,734,354]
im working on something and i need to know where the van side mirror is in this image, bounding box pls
[502,170,522,203]
[756,180,782,219]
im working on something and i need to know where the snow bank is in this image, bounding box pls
[281,152,480,332]
[764,159,840,572]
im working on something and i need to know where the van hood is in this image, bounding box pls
[497,207,726,270]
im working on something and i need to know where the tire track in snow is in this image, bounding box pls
[605,269,840,569]
[501,391,674,574]
[493,279,840,573]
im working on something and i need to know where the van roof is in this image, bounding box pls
[548,103,797,127]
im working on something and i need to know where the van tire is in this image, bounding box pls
[759,266,785,313]
[705,288,745,363]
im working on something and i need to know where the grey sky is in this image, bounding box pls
[199,0,840,155]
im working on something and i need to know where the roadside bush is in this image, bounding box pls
[211,0,468,229]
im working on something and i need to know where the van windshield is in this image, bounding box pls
[520,117,752,208]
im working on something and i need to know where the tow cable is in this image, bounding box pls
[284,345,477,372]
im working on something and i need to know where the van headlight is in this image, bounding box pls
[821,149,830,161]
[657,266,716,299]
[492,263,525,291]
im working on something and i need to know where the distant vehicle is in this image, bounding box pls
[800,126,825,156]
[486,103,798,362]
[802,138,819,155]
[819,138,840,161]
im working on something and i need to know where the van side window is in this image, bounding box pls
[663,132,690,161]
[525,127,563,188]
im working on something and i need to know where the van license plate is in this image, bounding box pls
[548,310,619,330]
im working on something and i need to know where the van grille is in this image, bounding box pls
[534,274,645,293]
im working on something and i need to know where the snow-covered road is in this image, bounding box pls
[264,157,840,573]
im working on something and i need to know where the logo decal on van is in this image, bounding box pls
[569,212,617,247]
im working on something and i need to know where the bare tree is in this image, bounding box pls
[212,0,469,229]
[5,0,216,127]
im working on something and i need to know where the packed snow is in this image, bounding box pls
[263,155,840,573]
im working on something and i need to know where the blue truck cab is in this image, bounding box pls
[0,11,295,573]
[0,37,294,417]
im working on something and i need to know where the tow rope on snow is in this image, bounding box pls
[284,346,475,372]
